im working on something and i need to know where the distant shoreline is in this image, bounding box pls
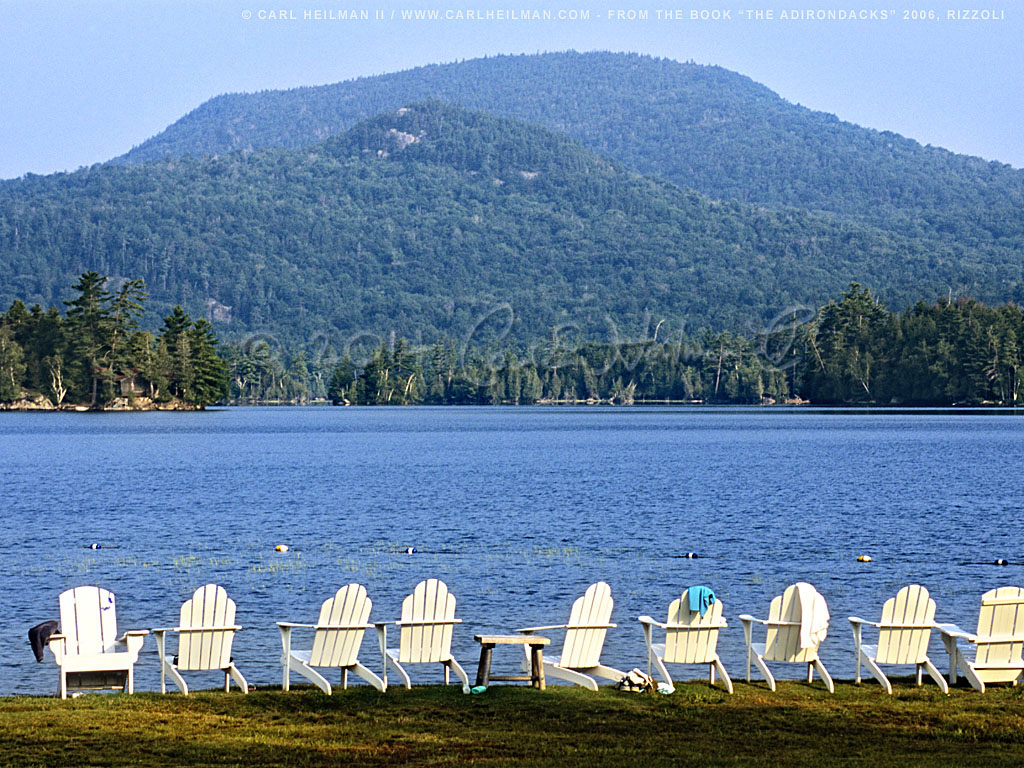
[0,393,200,412]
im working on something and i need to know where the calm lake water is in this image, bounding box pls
[1,406,1022,696]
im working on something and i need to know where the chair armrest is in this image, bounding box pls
[48,633,66,664]
[848,617,881,628]
[516,625,567,634]
[173,625,243,633]
[638,616,667,629]
[119,630,147,657]
[936,623,977,642]
[738,614,766,625]
[276,622,316,629]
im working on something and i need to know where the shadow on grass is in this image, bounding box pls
[2,680,1024,767]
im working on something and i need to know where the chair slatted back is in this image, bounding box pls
[177,584,237,671]
[562,582,613,669]
[875,585,935,664]
[663,589,723,665]
[59,586,119,656]
[975,586,1024,668]
[309,584,372,667]
[764,584,818,662]
[398,579,456,664]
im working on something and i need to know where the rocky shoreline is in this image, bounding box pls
[0,393,200,411]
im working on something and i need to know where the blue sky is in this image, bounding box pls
[1,0,1020,179]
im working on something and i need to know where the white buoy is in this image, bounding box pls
[275,544,289,553]
[857,555,872,563]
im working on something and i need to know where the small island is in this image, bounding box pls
[0,272,227,411]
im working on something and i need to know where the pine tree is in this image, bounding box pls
[64,271,114,406]
[183,319,227,405]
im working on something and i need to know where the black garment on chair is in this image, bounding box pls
[29,620,60,662]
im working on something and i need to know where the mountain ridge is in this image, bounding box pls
[2,101,1017,348]
[114,51,1024,239]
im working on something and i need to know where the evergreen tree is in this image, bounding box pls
[64,271,113,406]
[186,319,229,405]
[328,356,356,405]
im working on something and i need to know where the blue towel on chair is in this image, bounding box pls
[688,586,716,617]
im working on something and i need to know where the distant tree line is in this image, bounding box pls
[322,333,791,406]
[7,278,1021,408]
[217,285,1024,408]
[0,272,227,408]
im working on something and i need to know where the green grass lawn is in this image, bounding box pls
[2,680,1023,767]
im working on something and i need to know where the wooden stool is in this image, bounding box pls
[474,635,550,690]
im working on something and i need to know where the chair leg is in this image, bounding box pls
[863,657,892,694]
[351,661,385,692]
[713,658,733,694]
[545,664,599,691]
[651,655,674,693]
[922,659,949,694]
[940,633,957,685]
[445,659,471,694]
[286,657,331,694]
[386,654,412,690]
[592,664,626,683]
[162,660,189,695]
[814,659,835,694]
[752,655,776,692]
[227,664,248,693]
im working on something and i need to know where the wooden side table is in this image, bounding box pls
[474,634,550,690]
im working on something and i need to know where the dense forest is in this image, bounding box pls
[801,284,1023,405]
[5,280,1019,408]
[117,51,1024,254]
[214,285,1023,407]
[1,103,1017,349]
[0,272,227,409]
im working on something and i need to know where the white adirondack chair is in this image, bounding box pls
[278,583,385,693]
[638,588,733,693]
[939,586,1024,692]
[849,584,948,694]
[153,584,248,695]
[375,579,470,693]
[516,581,624,691]
[739,582,834,693]
[48,586,148,699]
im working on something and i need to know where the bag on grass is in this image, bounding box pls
[616,668,656,693]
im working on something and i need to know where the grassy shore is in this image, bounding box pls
[2,680,1023,767]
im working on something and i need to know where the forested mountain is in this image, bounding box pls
[3,103,1014,346]
[116,51,1024,249]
